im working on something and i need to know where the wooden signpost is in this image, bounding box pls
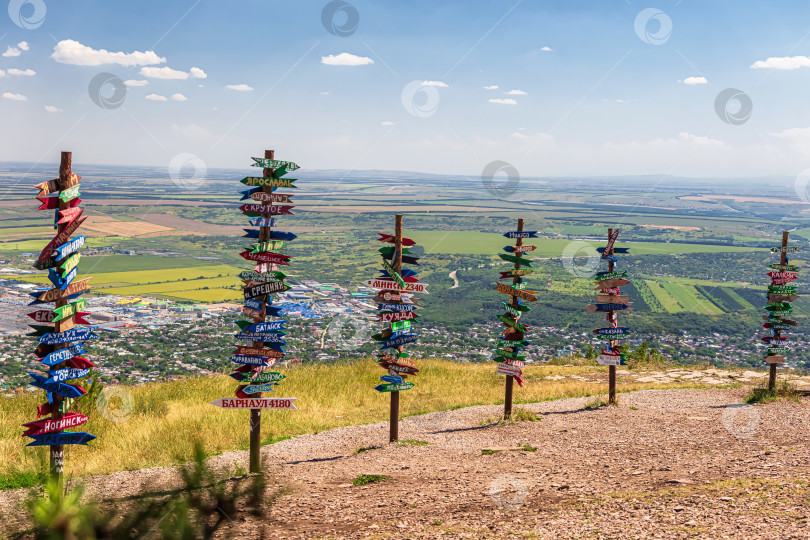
[587,228,631,405]
[25,152,97,482]
[763,231,799,391]
[211,150,298,473]
[493,219,539,420]
[373,215,425,442]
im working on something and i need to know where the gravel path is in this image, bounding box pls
[3,387,810,539]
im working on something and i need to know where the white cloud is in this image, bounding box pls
[483,85,499,90]
[52,39,165,66]
[321,52,374,66]
[44,105,62,113]
[682,76,708,85]
[320,91,329,95]
[505,89,526,95]
[541,46,553,52]
[2,41,29,57]
[124,79,149,87]
[381,121,395,126]
[145,94,167,101]
[510,131,528,139]
[7,68,36,76]
[421,80,448,87]
[189,67,207,79]
[171,93,187,102]
[489,98,517,105]
[750,56,810,70]
[2,92,27,101]
[140,66,189,80]
[0,69,4,78]
[226,84,253,91]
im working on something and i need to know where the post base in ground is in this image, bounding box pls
[608,365,617,405]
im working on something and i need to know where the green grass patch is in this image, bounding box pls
[353,474,389,486]
[354,445,382,455]
[397,439,430,447]
[745,380,800,404]
[481,449,501,455]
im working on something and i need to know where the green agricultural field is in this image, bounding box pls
[657,280,722,315]
[80,255,222,273]
[100,276,239,297]
[167,287,242,303]
[409,231,767,257]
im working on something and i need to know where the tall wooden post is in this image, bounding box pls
[389,214,403,442]
[503,218,524,420]
[49,151,74,483]
[768,231,790,392]
[607,228,617,405]
[247,148,276,473]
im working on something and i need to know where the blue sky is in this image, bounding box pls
[2,0,810,178]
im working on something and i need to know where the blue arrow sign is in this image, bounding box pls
[244,298,266,311]
[29,372,84,398]
[268,230,297,241]
[235,331,286,344]
[45,368,91,384]
[27,432,96,446]
[243,228,260,239]
[503,231,538,239]
[381,374,404,384]
[240,187,262,200]
[240,320,286,333]
[229,355,271,366]
[40,343,86,366]
[249,216,276,228]
[48,266,78,290]
[39,327,99,345]
[377,303,418,312]
[596,247,629,254]
[380,334,419,349]
[243,383,277,394]
[54,235,86,261]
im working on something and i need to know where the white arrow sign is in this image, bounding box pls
[210,398,297,409]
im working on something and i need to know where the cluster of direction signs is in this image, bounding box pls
[763,240,800,365]
[587,230,632,366]
[366,231,425,393]
[25,161,99,448]
[209,155,301,412]
[493,229,540,386]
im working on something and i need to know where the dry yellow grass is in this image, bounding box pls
[0,359,717,483]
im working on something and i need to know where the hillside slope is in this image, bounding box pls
[3,387,809,538]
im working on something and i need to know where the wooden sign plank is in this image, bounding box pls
[596,354,626,366]
[57,207,83,225]
[374,382,414,393]
[22,412,88,437]
[210,397,297,409]
[494,282,537,302]
[250,158,300,171]
[377,311,419,323]
[764,355,786,364]
[378,232,416,246]
[240,177,296,188]
[39,344,86,366]
[503,231,538,239]
[499,253,533,267]
[240,203,295,216]
[250,192,294,203]
[37,216,86,262]
[244,281,288,299]
[54,235,85,261]
[595,294,629,303]
[594,327,630,336]
[38,326,99,345]
[35,174,79,197]
[586,303,632,313]
[376,303,418,312]
[770,246,799,252]
[36,195,81,211]
[240,251,291,265]
[379,334,419,349]
[26,432,96,446]
[33,277,92,304]
[363,279,429,294]
[592,278,630,289]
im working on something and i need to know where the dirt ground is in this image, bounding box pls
[3,388,810,539]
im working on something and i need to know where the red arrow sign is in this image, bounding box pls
[28,310,90,324]
[234,346,286,358]
[36,196,81,211]
[250,192,294,204]
[239,203,295,215]
[35,174,80,197]
[38,216,87,262]
[377,311,419,323]
[22,412,88,437]
[57,207,83,225]
[240,251,290,265]
[378,232,416,246]
[771,277,798,285]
